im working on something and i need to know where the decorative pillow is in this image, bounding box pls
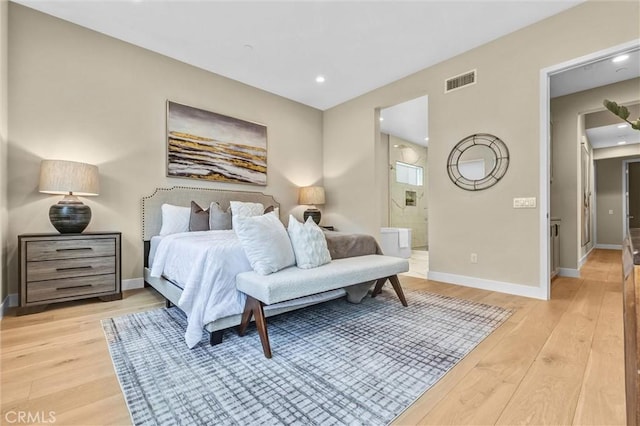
[287,215,332,269]
[159,204,191,236]
[230,201,264,229]
[189,201,210,232]
[264,205,280,218]
[209,202,232,230]
[235,212,295,275]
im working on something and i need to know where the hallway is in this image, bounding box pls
[397,248,626,424]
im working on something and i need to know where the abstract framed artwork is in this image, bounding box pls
[166,101,267,185]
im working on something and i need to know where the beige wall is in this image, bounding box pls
[388,135,428,248]
[0,0,7,307]
[551,78,640,270]
[6,4,324,294]
[324,1,639,291]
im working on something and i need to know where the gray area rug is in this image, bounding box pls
[102,288,511,425]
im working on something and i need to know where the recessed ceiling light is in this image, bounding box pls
[393,144,399,148]
[612,54,629,63]
[424,137,429,141]
[379,117,384,121]
[618,124,628,129]
[618,141,627,145]
[315,75,325,83]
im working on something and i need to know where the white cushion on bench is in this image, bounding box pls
[236,254,409,305]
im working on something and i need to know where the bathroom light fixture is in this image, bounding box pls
[315,75,325,83]
[612,54,629,63]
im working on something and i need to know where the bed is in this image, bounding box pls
[142,186,381,348]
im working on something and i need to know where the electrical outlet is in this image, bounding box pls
[470,253,478,264]
[609,209,614,215]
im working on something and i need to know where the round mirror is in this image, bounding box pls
[447,134,509,191]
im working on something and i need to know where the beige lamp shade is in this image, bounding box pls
[298,186,325,205]
[39,160,100,196]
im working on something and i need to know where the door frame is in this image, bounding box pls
[539,39,640,300]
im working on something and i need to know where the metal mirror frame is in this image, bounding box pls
[446,133,510,191]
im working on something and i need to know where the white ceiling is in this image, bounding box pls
[550,49,640,98]
[380,96,428,147]
[13,0,584,111]
[586,123,640,150]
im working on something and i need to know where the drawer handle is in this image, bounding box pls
[56,284,93,290]
[56,266,93,272]
[56,247,93,252]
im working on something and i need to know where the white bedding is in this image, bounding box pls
[150,230,251,348]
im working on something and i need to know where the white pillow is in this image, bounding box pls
[235,212,295,275]
[287,215,332,269]
[159,204,191,236]
[230,201,264,229]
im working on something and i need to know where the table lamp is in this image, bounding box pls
[39,159,100,233]
[298,186,325,225]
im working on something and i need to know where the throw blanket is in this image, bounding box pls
[324,231,383,302]
[324,231,382,259]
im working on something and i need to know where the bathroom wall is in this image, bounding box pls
[388,135,428,249]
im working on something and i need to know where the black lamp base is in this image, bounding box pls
[49,197,92,233]
[303,208,321,225]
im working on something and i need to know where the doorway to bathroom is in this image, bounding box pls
[380,95,429,278]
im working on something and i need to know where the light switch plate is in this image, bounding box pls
[513,197,537,209]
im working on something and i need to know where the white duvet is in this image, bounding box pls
[149,230,251,348]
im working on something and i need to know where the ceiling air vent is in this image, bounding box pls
[445,69,477,93]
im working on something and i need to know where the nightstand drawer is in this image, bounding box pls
[27,274,117,303]
[26,256,115,282]
[26,238,115,261]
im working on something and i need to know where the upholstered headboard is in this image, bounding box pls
[141,186,280,241]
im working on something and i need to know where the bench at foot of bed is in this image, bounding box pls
[236,254,409,358]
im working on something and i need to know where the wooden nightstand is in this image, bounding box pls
[18,232,122,315]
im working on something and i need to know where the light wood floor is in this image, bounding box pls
[1,249,627,425]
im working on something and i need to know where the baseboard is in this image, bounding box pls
[0,293,18,320]
[427,271,547,300]
[578,246,595,269]
[558,268,580,278]
[595,244,622,250]
[122,278,145,291]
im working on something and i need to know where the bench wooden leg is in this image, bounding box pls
[389,274,408,307]
[371,277,387,297]
[238,295,272,359]
[371,275,408,307]
[238,298,254,336]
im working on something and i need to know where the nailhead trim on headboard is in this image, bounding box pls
[141,186,280,241]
